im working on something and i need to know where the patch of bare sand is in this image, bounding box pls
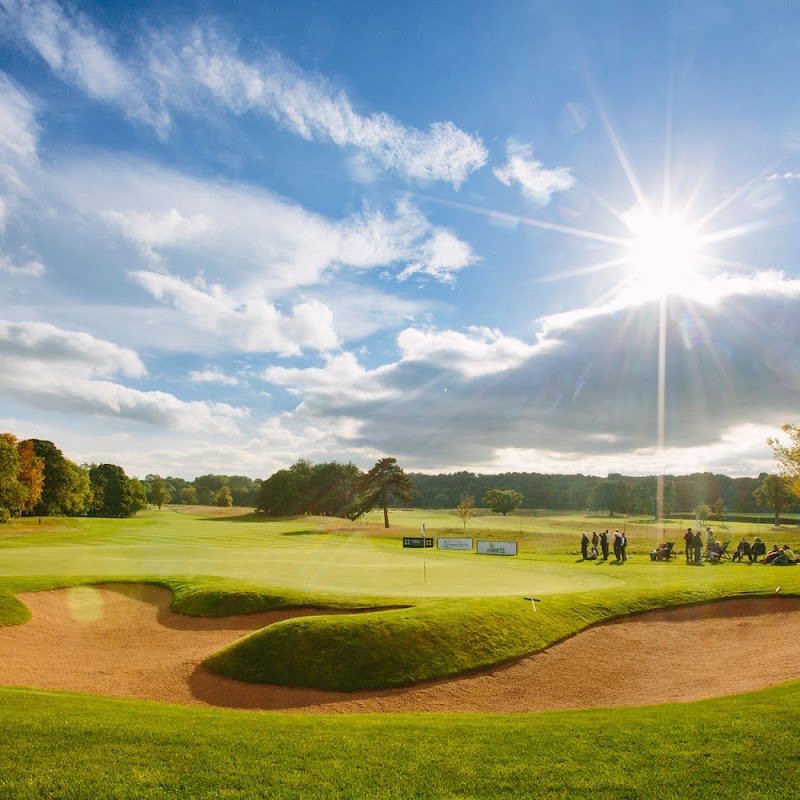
[2,585,800,714]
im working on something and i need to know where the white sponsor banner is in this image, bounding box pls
[477,540,518,556]
[437,537,473,551]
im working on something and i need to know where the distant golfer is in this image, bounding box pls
[581,532,589,560]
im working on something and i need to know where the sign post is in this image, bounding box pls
[422,524,426,582]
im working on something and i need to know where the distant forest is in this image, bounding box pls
[406,470,797,518]
[83,468,800,518]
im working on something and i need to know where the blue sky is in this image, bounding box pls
[2,0,800,481]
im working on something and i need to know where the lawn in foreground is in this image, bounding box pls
[0,684,792,799]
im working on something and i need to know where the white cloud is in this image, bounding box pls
[0,320,246,434]
[396,229,476,283]
[0,320,145,377]
[188,369,239,386]
[397,326,538,378]
[263,352,395,404]
[130,270,340,356]
[494,143,576,205]
[101,207,214,261]
[0,254,44,277]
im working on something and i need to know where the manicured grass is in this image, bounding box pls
[3,511,800,690]
[3,509,800,797]
[0,684,797,799]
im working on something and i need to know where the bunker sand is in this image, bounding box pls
[2,585,800,714]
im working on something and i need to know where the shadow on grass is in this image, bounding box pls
[196,512,267,523]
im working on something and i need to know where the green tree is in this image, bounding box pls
[0,435,23,516]
[149,476,172,509]
[753,474,794,527]
[88,464,134,518]
[768,424,800,497]
[482,488,524,516]
[129,478,148,515]
[456,495,476,531]
[180,486,198,504]
[306,461,364,518]
[216,486,233,507]
[63,461,93,516]
[711,498,726,521]
[358,458,413,528]
[588,479,631,516]
[255,459,315,516]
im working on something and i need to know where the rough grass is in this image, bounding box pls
[1,683,798,799]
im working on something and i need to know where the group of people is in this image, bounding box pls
[732,537,797,565]
[581,529,628,562]
[682,526,722,563]
[581,525,798,566]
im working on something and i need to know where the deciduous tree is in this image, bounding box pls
[456,495,476,531]
[482,488,524,516]
[753,474,794,527]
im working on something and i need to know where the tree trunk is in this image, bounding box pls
[383,506,389,528]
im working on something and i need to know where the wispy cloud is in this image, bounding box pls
[1,2,487,186]
[147,24,487,187]
[494,143,576,205]
[0,0,168,132]
[766,171,800,183]
[0,71,38,163]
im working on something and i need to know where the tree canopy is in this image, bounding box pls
[482,488,524,516]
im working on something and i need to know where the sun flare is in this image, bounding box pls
[622,206,705,297]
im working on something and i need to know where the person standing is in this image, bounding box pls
[619,531,628,562]
[591,530,599,555]
[613,530,622,561]
[693,529,703,563]
[581,531,589,560]
[601,530,610,561]
[684,527,694,564]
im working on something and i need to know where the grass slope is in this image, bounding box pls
[0,684,796,799]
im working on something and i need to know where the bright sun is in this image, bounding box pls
[622,206,705,297]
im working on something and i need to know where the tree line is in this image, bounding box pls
[0,435,147,520]
[0,433,262,521]
[3,427,799,523]
[407,470,799,520]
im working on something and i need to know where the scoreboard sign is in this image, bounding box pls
[403,537,434,548]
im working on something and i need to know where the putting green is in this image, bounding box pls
[0,525,622,597]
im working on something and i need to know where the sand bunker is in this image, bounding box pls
[2,584,800,713]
